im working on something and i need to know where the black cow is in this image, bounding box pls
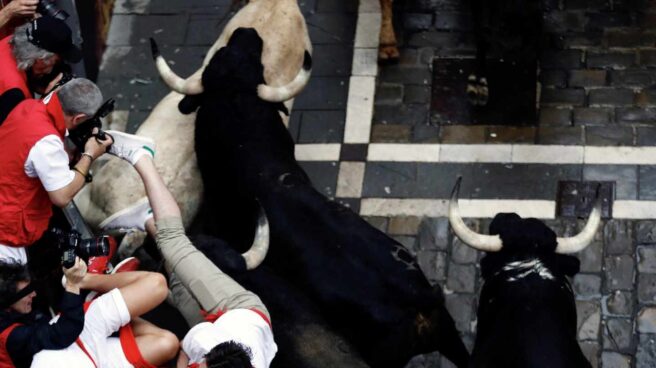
[448,178,599,367]
[467,0,546,106]
[155,28,470,367]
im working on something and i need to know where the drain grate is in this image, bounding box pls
[557,181,614,219]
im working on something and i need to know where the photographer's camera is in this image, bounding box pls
[37,0,69,20]
[51,228,110,268]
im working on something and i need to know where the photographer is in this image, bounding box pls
[0,77,154,265]
[31,262,179,367]
[0,257,86,367]
[0,15,80,101]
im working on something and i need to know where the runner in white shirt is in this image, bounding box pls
[101,151,278,368]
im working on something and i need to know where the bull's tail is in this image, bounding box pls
[257,50,312,102]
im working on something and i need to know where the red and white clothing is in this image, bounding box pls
[0,35,30,98]
[182,309,277,368]
[31,289,154,368]
[0,94,73,263]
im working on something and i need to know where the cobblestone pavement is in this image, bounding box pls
[97,0,656,367]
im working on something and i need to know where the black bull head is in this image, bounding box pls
[448,178,599,367]
[160,28,470,367]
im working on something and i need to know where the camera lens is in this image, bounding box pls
[78,235,110,258]
[37,0,69,20]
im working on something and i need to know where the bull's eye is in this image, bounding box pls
[278,172,294,187]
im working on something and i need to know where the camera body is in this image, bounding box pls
[37,0,69,20]
[51,228,110,268]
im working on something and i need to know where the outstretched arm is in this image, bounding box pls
[134,155,181,222]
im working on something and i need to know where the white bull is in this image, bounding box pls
[76,0,312,255]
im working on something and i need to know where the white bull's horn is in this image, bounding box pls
[257,51,312,102]
[242,203,270,270]
[150,38,204,95]
[555,191,602,254]
[448,177,503,252]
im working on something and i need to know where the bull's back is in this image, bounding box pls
[220,0,310,86]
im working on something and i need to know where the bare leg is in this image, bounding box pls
[132,317,179,365]
[79,271,168,318]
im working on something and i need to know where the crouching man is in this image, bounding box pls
[28,258,179,368]
[101,149,277,367]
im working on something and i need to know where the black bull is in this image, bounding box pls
[175,28,470,367]
[449,180,595,367]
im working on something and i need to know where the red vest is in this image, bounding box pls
[0,95,67,246]
[0,323,20,368]
[0,36,30,98]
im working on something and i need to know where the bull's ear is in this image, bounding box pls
[178,95,202,114]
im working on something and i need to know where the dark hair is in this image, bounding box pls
[205,341,252,368]
[0,260,30,309]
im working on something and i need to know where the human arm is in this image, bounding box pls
[29,132,112,207]
[5,259,87,362]
[0,0,37,29]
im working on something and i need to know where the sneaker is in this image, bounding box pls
[87,235,118,274]
[107,256,141,273]
[85,257,141,302]
[105,130,156,165]
[99,197,152,233]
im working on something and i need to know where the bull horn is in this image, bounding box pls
[150,38,204,95]
[555,190,602,254]
[257,51,312,102]
[241,203,270,270]
[448,177,503,252]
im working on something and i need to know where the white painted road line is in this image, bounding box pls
[344,76,376,143]
[301,143,656,165]
[360,198,656,219]
[336,162,366,198]
[295,144,341,161]
[368,144,440,162]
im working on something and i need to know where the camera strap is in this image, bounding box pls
[0,282,35,309]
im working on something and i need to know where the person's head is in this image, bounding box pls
[0,260,35,315]
[203,341,252,368]
[10,16,82,76]
[57,78,103,130]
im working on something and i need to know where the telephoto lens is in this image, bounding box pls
[36,0,69,20]
[78,235,111,258]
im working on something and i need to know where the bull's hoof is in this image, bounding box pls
[378,44,400,63]
[466,74,489,106]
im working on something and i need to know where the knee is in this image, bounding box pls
[157,330,180,360]
[147,272,169,303]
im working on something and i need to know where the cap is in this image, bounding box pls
[26,16,82,63]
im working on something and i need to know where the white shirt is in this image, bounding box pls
[0,134,74,261]
[182,309,277,368]
[24,134,75,191]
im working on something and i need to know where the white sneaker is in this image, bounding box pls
[99,197,153,233]
[106,130,156,165]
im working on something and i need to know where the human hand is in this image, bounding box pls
[43,72,64,95]
[62,257,87,293]
[4,0,38,18]
[83,128,114,159]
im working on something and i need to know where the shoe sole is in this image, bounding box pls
[99,197,150,232]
